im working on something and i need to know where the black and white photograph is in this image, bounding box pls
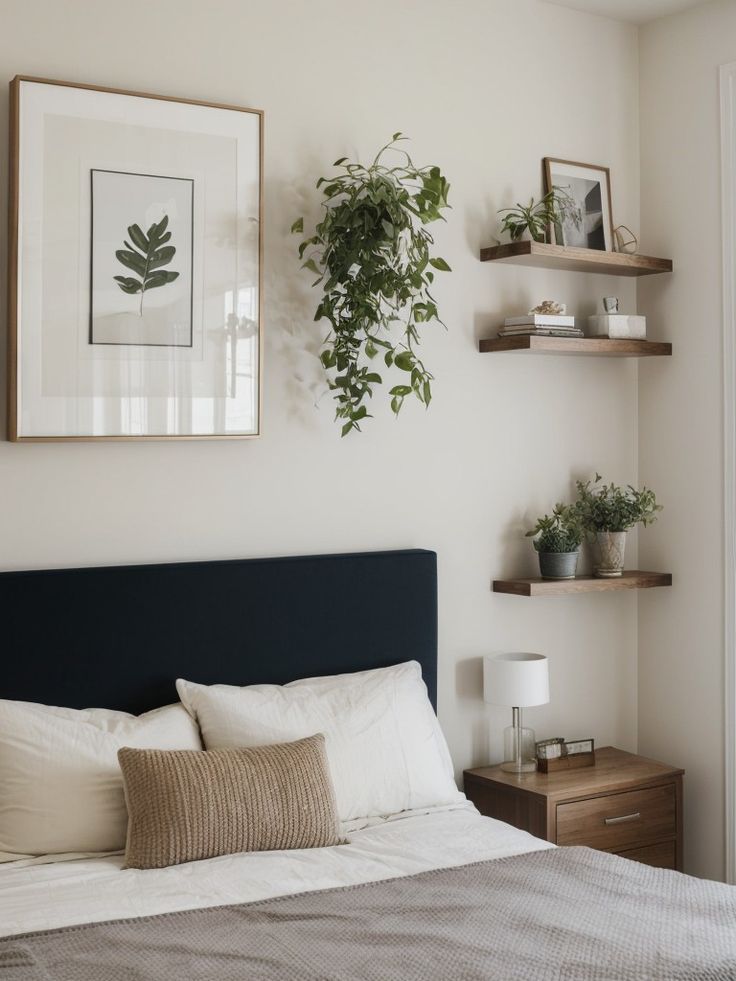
[90,170,194,348]
[544,157,614,251]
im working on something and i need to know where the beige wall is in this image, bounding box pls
[0,2,641,783]
[638,0,736,881]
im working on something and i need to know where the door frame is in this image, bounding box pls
[720,59,736,885]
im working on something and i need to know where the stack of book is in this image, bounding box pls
[498,315,583,338]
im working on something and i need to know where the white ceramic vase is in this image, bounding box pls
[594,531,627,578]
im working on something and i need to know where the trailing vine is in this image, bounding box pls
[292,134,451,436]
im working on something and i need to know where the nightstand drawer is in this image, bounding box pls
[617,840,676,870]
[556,784,676,850]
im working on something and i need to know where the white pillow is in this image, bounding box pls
[176,661,463,825]
[0,699,201,860]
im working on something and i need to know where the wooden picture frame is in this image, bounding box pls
[543,157,614,252]
[8,76,263,441]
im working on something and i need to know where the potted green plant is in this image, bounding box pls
[526,503,583,580]
[292,134,451,436]
[574,474,662,578]
[497,186,582,243]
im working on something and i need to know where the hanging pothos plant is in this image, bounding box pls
[292,134,451,436]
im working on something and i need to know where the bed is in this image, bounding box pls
[1,548,735,980]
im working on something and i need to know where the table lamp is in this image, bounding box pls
[483,652,549,773]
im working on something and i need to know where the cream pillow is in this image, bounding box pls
[176,661,463,825]
[0,699,201,860]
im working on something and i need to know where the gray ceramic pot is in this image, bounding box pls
[538,549,580,580]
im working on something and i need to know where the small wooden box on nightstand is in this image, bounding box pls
[464,746,683,871]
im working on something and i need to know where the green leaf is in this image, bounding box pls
[389,385,412,396]
[145,270,179,289]
[146,216,167,246]
[341,421,353,437]
[113,275,142,294]
[152,214,169,239]
[127,224,149,252]
[148,246,176,271]
[364,372,382,384]
[115,249,146,276]
[302,258,321,276]
[391,396,403,415]
[394,351,414,371]
[333,157,348,167]
[429,257,451,272]
[291,217,304,234]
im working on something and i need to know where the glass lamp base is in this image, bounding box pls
[500,757,537,773]
[501,722,536,773]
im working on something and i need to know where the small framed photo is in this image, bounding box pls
[535,737,566,760]
[564,738,595,756]
[543,157,614,252]
[8,76,263,441]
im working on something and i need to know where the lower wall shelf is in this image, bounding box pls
[492,570,673,596]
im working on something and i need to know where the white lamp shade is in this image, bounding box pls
[483,652,549,708]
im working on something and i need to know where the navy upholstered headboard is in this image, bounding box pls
[0,549,438,713]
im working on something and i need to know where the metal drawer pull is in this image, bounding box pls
[604,812,641,826]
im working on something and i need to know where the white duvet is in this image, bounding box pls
[0,802,551,939]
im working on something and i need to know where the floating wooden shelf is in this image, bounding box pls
[479,241,673,277]
[479,336,672,357]
[492,570,672,597]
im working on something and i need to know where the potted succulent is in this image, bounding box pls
[574,474,662,578]
[526,504,583,580]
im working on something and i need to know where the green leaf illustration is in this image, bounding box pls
[113,215,179,315]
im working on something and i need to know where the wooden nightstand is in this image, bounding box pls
[464,746,683,870]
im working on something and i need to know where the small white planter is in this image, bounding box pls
[594,531,627,578]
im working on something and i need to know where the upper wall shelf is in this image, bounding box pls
[479,336,672,357]
[479,241,673,277]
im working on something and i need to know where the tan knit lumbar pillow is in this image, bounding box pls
[118,733,343,870]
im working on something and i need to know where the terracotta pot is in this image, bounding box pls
[594,531,627,577]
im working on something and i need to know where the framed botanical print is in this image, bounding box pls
[543,157,614,252]
[7,76,262,441]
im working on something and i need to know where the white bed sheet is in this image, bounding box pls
[0,802,552,939]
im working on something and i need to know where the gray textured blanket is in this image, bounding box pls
[2,846,736,980]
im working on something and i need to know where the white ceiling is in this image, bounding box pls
[544,0,714,24]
